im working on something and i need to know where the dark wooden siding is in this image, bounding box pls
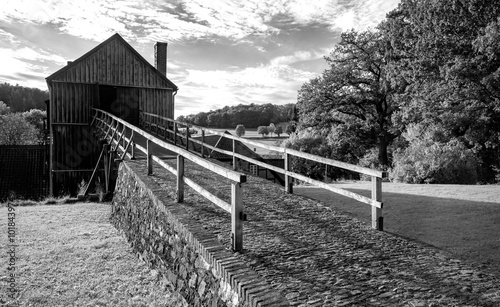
[52,39,172,89]
[50,82,95,124]
[0,145,50,201]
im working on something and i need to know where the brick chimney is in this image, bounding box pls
[155,42,168,76]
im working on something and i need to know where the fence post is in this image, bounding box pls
[130,141,136,160]
[174,123,177,146]
[231,182,243,252]
[232,139,238,171]
[147,139,153,175]
[284,151,293,194]
[186,126,190,151]
[371,176,383,231]
[177,155,184,203]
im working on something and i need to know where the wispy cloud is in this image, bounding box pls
[0,0,400,116]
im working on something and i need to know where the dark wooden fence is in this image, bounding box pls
[0,145,50,201]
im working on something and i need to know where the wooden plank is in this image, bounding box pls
[231,182,243,252]
[151,155,176,175]
[177,155,184,203]
[183,176,231,213]
[289,171,383,208]
[284,148,385,178]
[372,176,383,230]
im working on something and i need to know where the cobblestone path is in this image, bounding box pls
[132,158,500,307]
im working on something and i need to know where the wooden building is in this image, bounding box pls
[46,33,178,195]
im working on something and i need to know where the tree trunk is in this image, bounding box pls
[378,136,389,167]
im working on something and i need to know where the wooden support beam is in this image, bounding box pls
[103,144,110,193]
[79,146,106,197]
[372,176,383,231]
[231,182,243,252]
[177,155,184,203]
[120,131,134,160]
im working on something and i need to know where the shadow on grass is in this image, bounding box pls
[294,186,500,278]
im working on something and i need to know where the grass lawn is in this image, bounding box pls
[295,182,500,277]
[0,202,186,307]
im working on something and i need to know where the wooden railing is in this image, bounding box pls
[89,108,247,251]
[139,110,387,231]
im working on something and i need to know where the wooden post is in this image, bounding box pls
[130,141,135,160]
[232,139,238,171]
[284,152,293,194]
[103,144,110,193]
[371,176,383,231]
[201,130,205,158]
[147,139,153,175]
[186,126,190,151]
[231,182,243,252]
[177,155,184,203]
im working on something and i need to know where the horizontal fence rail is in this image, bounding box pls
[91,108,247,251]
[139,110,386,231]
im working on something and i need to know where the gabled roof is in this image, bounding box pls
[46,33,178,90]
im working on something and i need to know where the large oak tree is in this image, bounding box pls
[296,30,399,167]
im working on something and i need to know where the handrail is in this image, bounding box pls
[140,111,386,178]
[92,108,246,251]
[140,110,385,231]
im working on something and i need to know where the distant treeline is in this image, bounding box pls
[176,103,295,128]
[0,82,49,112]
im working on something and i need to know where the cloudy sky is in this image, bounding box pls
[0,0,400,117]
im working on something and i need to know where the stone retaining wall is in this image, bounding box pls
[111,160,289,307]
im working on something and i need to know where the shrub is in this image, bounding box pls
[268,123,276,136]
[389,124,480,184]
[257,126,269,137]
[235,124,245,137]
[0,113,39,145]
[283,130,358,181]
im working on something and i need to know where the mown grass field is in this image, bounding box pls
[0,202,186,307]
[295,182,500,277]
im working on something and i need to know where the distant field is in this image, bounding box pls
[295,182,500,277]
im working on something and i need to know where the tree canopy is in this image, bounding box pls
[0,83,48,112]
[296,30,399,166]
[291,0,500,183]
[177,103,293,128]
